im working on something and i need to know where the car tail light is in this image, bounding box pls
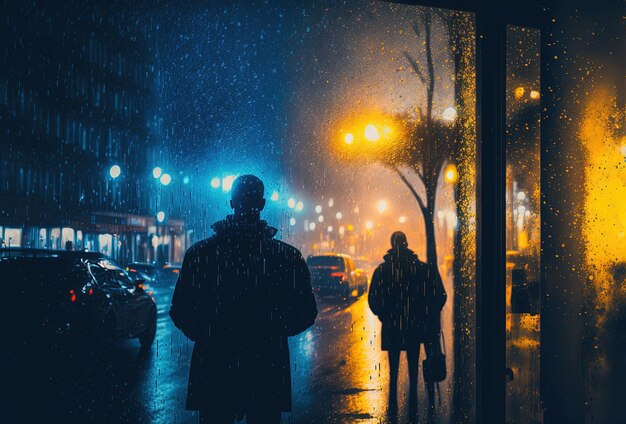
[172,269,180,274]
[69,289,76,303]
[330,272,345,278]
[88,288,93,296]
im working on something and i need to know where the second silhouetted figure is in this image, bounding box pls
[170,174,318,424]
[368,231,447,421]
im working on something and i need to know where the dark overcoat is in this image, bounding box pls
[169,215,318,412]
[368,247,446,351]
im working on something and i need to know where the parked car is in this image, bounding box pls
[306,253,367,298]
[2,249,157,350]
[155,264,181,286]
[125,262,158,284]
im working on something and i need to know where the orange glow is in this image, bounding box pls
[444,163,458,184]
[69,289,76,303]
[364,124,380,141]
[344,133,354,144]
[529,90,540,100]
[582,89,626,316]
[514,86,525,99]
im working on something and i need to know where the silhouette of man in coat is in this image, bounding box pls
[170,174,318,424]
[368,231,446,420]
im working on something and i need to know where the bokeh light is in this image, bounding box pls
[222,175,236,192]
[160,173,172,186]
[109,165,121,179]
[364,124,380,141]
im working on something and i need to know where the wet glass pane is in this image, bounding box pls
[505,25,542,424]
[2,2,476,423]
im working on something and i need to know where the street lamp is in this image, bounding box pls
[365,221,373,230]
[156,211,166,223]
[336,212,343,220]
[271,191,279,201]
[442,106,458,121]
[399,216,407,224]
[315,205,322,214]
[364,124,380,141]
[377,199,388,213]
[210,177,221,189]
[152,167,163,179]
[296,201,304,212]
[160,173,172,186]
[444,164,458,184]
[287,198,296,208]
[344,133,354,145]
[109,164,121,179]
[222,175,236,192]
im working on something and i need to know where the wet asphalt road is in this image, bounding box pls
[11,285,453,424]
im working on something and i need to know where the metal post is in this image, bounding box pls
[475,12,507,424]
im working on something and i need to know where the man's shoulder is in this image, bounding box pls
[267,238,304,258]
[185,236,218,256]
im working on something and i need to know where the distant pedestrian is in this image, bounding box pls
[170,174,318,424]
[368,231,447,420]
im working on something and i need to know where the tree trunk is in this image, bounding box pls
[424,204,438,268]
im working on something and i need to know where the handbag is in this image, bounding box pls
[422,329,447,383]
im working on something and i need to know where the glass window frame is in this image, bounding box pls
[387,1,545,422]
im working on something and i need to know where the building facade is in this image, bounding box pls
[0,3,185,265]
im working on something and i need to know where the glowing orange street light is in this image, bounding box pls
[444,164,458,184]
[364,124,380,141]
[442,106,457,121]
[344,133,354,144]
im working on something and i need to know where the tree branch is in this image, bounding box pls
[416,167,426,188]
[424,10,435,126]
[393,166,427,212]
[403,52,426,85]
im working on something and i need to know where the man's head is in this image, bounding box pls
[230,174,266,216]
[390,231,408,249]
